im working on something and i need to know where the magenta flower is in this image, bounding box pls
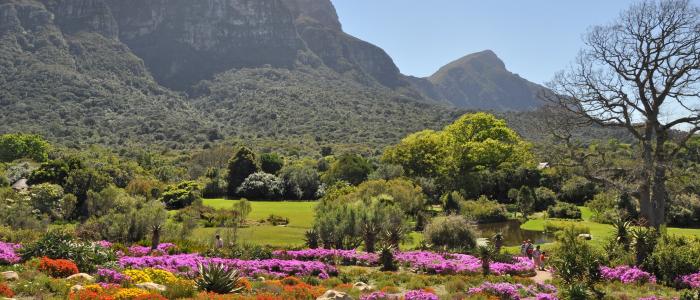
[600,265,656,284]
[404,290,439,300]
[0,242,21,265]
[681,272,700,289]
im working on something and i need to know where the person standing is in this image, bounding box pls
[215,234,224,249]
[533,245,542,266]
[520,241,527,257]
[526,240,534,259]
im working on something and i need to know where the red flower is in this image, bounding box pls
[0,283,14,298]
[38,257,79,278]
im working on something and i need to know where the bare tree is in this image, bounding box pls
[543,0,700,227]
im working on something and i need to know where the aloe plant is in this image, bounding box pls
[195,263,244,294]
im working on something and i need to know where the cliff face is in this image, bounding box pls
[105,0,307,90]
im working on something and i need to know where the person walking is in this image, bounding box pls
[533,245,542,266]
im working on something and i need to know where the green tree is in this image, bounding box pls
[160,181,202,209]
[323,153,372,185]
[226,146,260,197]
[382,130,447,178]
[0,134,50,163]
[260,153,284,174]
[65,168,112,219]
[516,186,536,219]
[280,163,322,200]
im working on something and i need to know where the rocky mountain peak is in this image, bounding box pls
[280,0,341,30]
[429,50,506,82]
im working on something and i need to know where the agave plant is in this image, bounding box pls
[196,263,244,294]
[611,218,631,250]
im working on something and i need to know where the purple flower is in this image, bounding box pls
[360,291,388,300]
[118,254,337,278]
[404,290,439,300]
[468,282,524,300]
[95,240,113,249]
[600,265,656,284]
[127,243,177,257]
[273,249,379,265]
[97,268,130,284]
[536,293,559,300]
[0,242,21,265]
[681,272,700,289]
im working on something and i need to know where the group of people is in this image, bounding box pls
[520,240,546,271]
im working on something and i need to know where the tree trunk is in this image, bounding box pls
[638,126,655,226]
[650,132,669,228]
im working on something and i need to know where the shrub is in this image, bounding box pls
[236,172,284,200]
[667,194,700,227]
[133,294,168,300]
[38,256,79,277]
[260,153,284,175]
[560,176,597,204]
[423,215,477,251]
[322,153,372,185]
[550,227,603,297]
[544,221,589,237]
[534,187,557,211]
[547,202,582,219]
[160,181,202,209]
[643,235,700,286]
[163,279,198,299]
[459,196,508,223]
[280,164,321,200]
[20,230,116,272]
[227,146,260,197]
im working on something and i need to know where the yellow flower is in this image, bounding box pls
[83,284,104,293]
[143,268,178,285]
[123,270,152,284]
[113,288,149,300]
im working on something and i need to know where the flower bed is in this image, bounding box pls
[127,243,177,257]
[395,251,535,276]
[467,282,558,300]
[118,254,337,278]
[600,265,656,284]
[0,242,20,264]
[681,272,700,289]
[273,248,379,265]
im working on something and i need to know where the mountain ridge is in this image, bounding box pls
[0,0,571,152]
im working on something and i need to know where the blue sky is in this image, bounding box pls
[331,1,641,85]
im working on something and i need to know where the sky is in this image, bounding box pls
[331,0,642,85]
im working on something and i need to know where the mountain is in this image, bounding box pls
[0,0,580,153]
[409,50,547,111]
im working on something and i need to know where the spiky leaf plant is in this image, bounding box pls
[196,263,244,294]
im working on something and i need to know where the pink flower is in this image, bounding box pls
[600,265,656,284]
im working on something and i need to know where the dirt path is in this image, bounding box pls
[532,269,553,284]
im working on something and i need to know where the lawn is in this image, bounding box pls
[185,199,317,247]
[202,198,317,227]
[520,206,700,248]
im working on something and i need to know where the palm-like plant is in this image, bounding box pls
[304,229,319,249]
[196,263,244,294]
[477,245,495,275]
[611,218,631,250]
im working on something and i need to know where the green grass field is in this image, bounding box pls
[190,200,700,249]
[202,198,317,227]
[520,206,700,248]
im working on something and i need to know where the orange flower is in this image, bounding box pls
[69,289,114,300]
[0,283,14,298]
[38,257,79,278]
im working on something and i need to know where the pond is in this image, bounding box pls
[475,219,553,247]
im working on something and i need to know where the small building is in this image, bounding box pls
[537,162,550,170]
[11,178,28,192]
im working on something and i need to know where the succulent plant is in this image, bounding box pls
[195,263,244,294]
